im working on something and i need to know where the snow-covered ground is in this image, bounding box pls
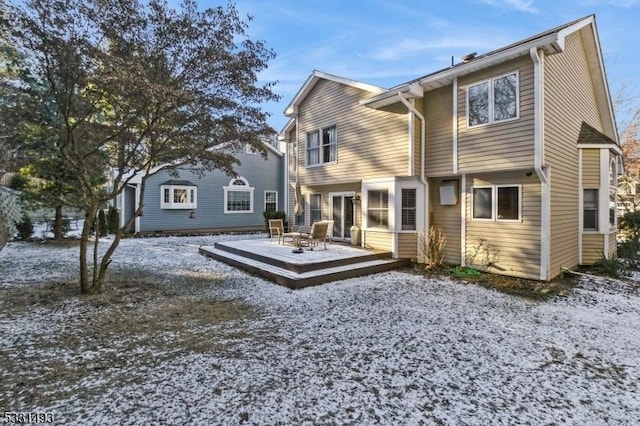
[1,234,639,425]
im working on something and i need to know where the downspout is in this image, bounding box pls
[397,93,428,263]
[530,46,551,280]
[397,94,426,186]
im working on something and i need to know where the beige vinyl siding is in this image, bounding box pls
[582,233,604,264]
[298,182,361,228]
[429,177,461,264]
[608,231,616,258]
[363,230,392,251]
[545,29,605,277]
[397,233,418,259]
[582,149,600,187]
[296,80,408,185]
[457,56,535,173]
[465,172,541,279]
[424,85,454,176]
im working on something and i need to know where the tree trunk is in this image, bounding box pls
[79,204,98,294]
[53,205,64,240]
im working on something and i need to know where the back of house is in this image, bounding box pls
[281,15,621,281]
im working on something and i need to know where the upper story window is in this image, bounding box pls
[307,125,336,167]
[160,182,197,209]
[467,71,519,127]
[224,177,254,214]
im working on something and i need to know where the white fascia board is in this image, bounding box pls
[577,143,622,156]
[278,118,296,140]
[418,34,559,88]
[557,16,594,51]
[360,82,424,110]
[286,70,387,117]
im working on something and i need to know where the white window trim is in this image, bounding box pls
[471,185,495,221]
[264,190,278,212]
[582,188,599,232]
[223,176,255,214]
[496,184,523,222]
[245,143,258,155]
[608,158,618,232]
[310,192,322,223]
[365,188,391,230]
[160,185,197,209]
[466,70,520,129]
[400,188,417,231]
[305,125,337,168]
[471,184,522,222]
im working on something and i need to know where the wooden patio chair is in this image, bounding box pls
[301,221,329,250]
[268,219,285,243]
[317,220,334,243]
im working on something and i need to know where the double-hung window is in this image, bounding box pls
[264,191,277,212]
[368,190,389,228]
[468,72,518,127]
[224,177,254,213]
[306,125,336,166]
[310,193,322,224]
[160,183,197,209]
[583,189,598,231]
[472,185,521,221]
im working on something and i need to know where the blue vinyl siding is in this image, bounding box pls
[138,147,283,232]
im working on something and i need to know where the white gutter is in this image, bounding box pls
[530,47,547,184]
[407,99,415,176]
[452,77,458,174]
[397,93,428,263]
[397,94,426,186]
[530,46,550,281]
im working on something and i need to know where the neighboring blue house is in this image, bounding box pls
[118,142,284,234]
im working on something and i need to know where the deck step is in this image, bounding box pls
[199,241,409,289]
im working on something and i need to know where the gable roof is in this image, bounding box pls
[577,122,622,155]
[126,139,282,184]
[360,15,617,142]
[284,70,386,117]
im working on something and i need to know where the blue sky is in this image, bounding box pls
[209,0,640,132]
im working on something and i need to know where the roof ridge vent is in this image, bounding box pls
[461,52,477,63]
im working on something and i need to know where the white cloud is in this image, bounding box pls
[365,36,506,61]
[582,0,640,7]
[479,0,539,13]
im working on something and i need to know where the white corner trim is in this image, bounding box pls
[460,174,467,266]
[134,184,141,234]
[578,149,583,265]
[599,149,609,235]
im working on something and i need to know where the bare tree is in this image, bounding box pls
[1,0,279,293]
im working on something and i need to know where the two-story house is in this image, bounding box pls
[279,15,621,281]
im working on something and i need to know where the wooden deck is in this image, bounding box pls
[199,239,409,289]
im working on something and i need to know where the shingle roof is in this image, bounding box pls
[577,121,617,145]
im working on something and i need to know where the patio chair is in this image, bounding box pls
[317,220,334,243]
[268,219,285,243]
[301,221,329,250]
